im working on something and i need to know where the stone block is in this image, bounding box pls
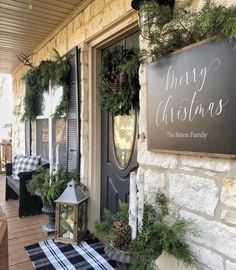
[84,5,91,24]
[102,6,112,26]
[221,210,236,225]
[179,166,195,172]
[86,13,103,39]
[73,13,84,31]
[109,0,127,20]
[190,243,224,270]
[138,142,178,168]
[181,156,231,172]
[90,0,105,16]
[169,174,218,216]
[221,179,236,208]
[68,26,86,49]
[179,211,236,260]
[226,260,236,270]
[156,252,198,270]
[144,169,166,194]
[125,0,134,12]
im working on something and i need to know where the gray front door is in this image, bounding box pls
[101,32,139,214]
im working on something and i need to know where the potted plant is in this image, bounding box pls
[95,192,197,270]
[27,166,79,233]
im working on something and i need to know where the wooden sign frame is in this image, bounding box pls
[146,38,236,158]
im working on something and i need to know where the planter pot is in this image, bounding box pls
[42,199,55,234]
[104,243,131,270]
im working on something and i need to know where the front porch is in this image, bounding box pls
[0,174,51,270]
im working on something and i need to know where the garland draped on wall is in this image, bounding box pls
[139,0,236,61]
[22,49,70,121]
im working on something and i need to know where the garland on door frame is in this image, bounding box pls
[99,46,140,115]
[21,49,70,121]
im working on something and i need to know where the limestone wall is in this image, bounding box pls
[138,37,236,269]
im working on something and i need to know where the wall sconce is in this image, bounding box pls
[131,0,175,40]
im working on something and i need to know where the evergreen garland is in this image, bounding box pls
[95,192,197,269]
[140,0,236,61]
[22,49,70,121]
[99,46,140,115]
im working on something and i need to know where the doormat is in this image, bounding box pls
[25,237,116,270]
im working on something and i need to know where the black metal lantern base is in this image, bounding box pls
[42,200,55,234]
[131,0,175,10]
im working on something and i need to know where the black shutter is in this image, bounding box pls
[25,120,32,155]
[66,47,80,172]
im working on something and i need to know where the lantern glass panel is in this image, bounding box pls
[59,204,75,240]
[77,202,87,237]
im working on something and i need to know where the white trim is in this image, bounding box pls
[87,17,138,231]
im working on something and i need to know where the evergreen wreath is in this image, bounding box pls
[140,0,236,61]
[99,46,140,115]
[22,49,70,121]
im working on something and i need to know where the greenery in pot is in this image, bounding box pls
[95,192,197,270]
[26,166,80,204]
[140,0,236,61]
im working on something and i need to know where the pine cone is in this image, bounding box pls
[113,219,124,231]
[119,73,128,90]
[112,76,120,92]
[121,224,132,237]
[113,219,132,249]
[113,235,129,249]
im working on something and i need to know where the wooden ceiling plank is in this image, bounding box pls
[36,0,75,10]
[58,0,81,5]
[0,43,34,51]
[0,46,33,51]
[0,15,58,30]
[0,21,53,35]
[13,0,75,14]
[0,27,47,38]
[0,38,40,46]
[0,36,39,46]
[0,30,43,40]
[0,2,67,19]
[0,9,61,24]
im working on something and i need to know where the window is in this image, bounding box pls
[35,87,67,166]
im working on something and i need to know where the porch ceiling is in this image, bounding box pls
[0,0,81,74]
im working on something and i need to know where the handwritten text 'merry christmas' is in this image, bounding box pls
[155,58,228,127]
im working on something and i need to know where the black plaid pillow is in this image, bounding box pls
[13,155,41,180]
[12,154,24,180]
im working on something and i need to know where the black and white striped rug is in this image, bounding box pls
[25,237,116,270]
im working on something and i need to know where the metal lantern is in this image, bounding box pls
[55,180,88,244]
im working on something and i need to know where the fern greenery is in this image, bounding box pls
[140,0,236,61]
[95,193,197,269]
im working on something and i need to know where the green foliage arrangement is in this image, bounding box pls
[26,166,79,203]
[95,192,196,270]
[22,49,70,121]
[99,46,140,115]
[140,0,236,61]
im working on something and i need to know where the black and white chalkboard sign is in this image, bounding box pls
[147,39,236,156]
